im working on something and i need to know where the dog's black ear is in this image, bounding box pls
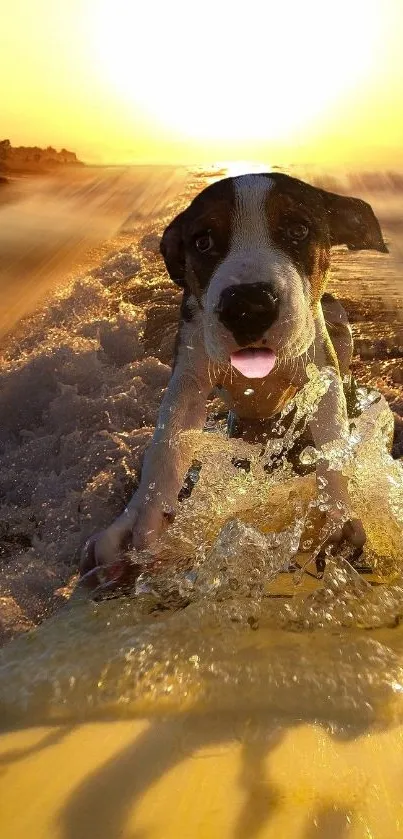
[319,190,388,253]
[160,211,186,286]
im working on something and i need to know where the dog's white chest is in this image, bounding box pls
[216,369,299,420]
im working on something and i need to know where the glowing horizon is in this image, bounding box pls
[1,0,403,168]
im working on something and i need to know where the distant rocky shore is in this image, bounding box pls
[0,139,84,177]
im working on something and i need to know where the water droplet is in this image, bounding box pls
[299,446,320,465]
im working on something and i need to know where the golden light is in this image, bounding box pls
[195,161,272,177]
[89,0,383,145]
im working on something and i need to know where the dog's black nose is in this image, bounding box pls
[216,283,279,346]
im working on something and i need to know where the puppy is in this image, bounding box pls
[83,172,388,581]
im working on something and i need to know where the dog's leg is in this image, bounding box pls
[321,292,353,378]
[82,306,211,578]
[321,293,362,418]
[306,307,365,553]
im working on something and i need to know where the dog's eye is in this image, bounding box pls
[286,222,309,242]
[194,231,214,253]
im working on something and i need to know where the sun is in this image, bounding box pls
[89,0,383,145]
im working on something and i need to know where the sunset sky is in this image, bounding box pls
[2,0,403,167]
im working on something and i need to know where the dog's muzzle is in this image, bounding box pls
[215,282,279,346]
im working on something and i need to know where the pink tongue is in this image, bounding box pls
[230,349,277,379]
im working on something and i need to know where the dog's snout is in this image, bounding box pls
[216,283,279,346]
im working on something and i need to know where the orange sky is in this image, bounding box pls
[1,0,403,167]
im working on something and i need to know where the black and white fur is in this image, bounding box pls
[82,173,388,579]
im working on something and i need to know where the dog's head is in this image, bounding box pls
[160,173,387,377]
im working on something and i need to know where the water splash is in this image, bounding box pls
[1,370,402,727]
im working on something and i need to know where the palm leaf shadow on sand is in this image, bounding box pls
[57,711,372,839]
[0,725,74,768]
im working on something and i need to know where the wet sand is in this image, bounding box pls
[2,706,403,838]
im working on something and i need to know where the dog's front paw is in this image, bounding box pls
[80,517,135,590]
[80,501,176,591]
[315,514,366,574]
[323,510,366,548]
